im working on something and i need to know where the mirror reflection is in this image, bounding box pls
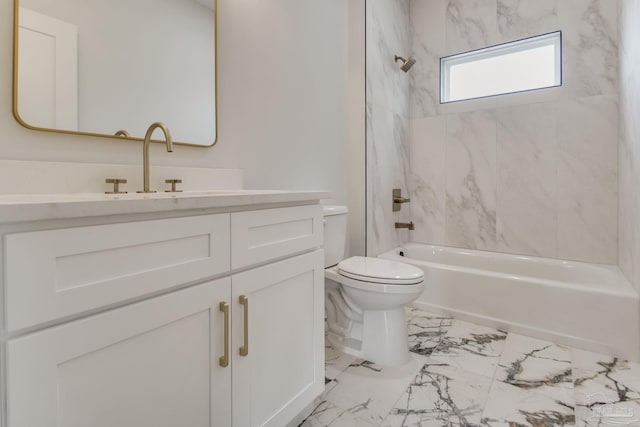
[14,0,217,147]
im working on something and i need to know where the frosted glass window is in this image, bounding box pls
[441,32,562,103]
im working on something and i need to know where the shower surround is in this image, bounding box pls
[366,0,413,256]
[367,0,620,265]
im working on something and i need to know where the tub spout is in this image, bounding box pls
[395,221,415,231]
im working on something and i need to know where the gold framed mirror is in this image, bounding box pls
[12,0,218,147]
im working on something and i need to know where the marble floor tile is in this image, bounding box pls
[480,380,575,426]
[574,401,640,427]
[382,360,492,427]
[322,354,427,426]
[572,350,640,401]
[572,349,640,426]
[406,309,453,356]
[299,400,379,427]
[495,333,573,403]
[323,377,339,396]
[325,339,358,381]
[315,310,640,427]
[572,348,640,383]
[430,319,507,378]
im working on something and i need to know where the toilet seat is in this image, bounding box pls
[325,266,424,294]
[337,256,424,285]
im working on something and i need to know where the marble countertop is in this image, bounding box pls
[0,190,332,223]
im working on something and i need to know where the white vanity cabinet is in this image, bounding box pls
[1,199,326,427]
[4,214,231,332]
[231,251,324,427]
[6,278,233,427]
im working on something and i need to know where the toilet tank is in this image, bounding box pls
[323,205,348,268]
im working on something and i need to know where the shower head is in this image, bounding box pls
[394,55,416,72]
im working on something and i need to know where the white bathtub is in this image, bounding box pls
[379,243,640,360]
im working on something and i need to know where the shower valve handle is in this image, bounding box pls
[393,189,411,212]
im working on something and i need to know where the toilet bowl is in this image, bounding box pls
[323,206,425,366]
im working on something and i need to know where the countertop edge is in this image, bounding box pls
[0,191,333,224]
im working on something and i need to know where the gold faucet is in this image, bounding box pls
[138,122,173,193]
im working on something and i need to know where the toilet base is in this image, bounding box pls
[327,307,411,367]
[324,266,423,367]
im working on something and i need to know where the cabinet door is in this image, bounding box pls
[232,250,324,427]
[6,278,232,427]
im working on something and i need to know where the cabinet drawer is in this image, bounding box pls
[5,214,230,331]
[231,205,322,269]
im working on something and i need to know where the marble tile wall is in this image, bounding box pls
[406,0,619,263]
[496,103,557,257]
[366,0,413,255]
[445,110,497,251]
[619,0,640,290]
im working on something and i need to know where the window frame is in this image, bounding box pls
[440,31,562,104]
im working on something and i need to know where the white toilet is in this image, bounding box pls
[323,206,425,366]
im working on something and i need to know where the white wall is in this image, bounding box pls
[220,0,349,207]
[0,0,350,207]
[619,0,640,290]
[348,0,366,257]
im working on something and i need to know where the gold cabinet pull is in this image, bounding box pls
[239,295,249,356]
[219,302,230,367]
